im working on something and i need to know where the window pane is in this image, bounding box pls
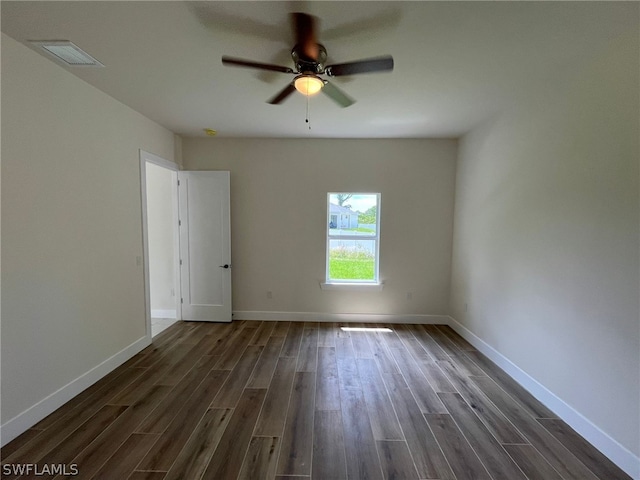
[328,193,377,236]
[328,239,376,281]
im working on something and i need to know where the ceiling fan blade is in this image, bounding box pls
[291,12,319,61]
[325,55,394,77]
[222,56,294,74]
[321,81,355,108]
[267,83,296,104]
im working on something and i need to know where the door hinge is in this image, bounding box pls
[180,298,183,304]
[178,219,181,226]
[179,259,183,266]
[177,179,180,186]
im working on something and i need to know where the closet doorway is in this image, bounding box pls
[140,150,180,338]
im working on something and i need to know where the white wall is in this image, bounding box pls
[1,34,177,440]
[182,138,457,320]
[146,163,176,315]
[449,24,639,475]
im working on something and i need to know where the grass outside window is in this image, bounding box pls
[329,248,375,280]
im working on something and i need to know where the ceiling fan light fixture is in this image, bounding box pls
[294,75,323,96]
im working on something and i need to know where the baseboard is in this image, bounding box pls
[233,310,449,324]
[0,335,151,447]
[447,316,640,480]
[151,309,176,319]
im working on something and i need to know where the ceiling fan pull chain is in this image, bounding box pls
[306,94,312,130]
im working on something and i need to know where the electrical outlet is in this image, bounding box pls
[266,291,273,299]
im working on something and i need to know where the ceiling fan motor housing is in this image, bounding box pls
[291,44,327,74]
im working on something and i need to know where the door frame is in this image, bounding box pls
[139,150,181,340]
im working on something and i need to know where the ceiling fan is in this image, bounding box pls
[221,12,394,108]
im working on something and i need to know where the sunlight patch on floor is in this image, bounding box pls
[340,326,392,332]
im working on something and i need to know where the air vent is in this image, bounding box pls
[30,41,104,67]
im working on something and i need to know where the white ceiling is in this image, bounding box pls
[1,1,635,138]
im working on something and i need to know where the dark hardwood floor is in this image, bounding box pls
[1,321,631,480]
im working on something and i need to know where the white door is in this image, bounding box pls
[178,171,232,322]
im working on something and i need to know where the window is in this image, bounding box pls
[326,193,380,284]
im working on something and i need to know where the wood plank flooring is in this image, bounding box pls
[1,321,631,480]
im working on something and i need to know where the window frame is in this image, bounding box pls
[325,192,381,285]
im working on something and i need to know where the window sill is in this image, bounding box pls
[320,281,384,291]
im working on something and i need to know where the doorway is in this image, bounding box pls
[140,151,180,338]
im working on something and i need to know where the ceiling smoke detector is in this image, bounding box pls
[30,41,104,67]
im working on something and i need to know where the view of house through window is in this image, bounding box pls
[327,193,380,283]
